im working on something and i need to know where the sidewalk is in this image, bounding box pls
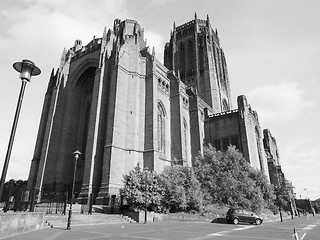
[2,214,319,240]
[0,211,133,240]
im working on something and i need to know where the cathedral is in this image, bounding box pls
[27,15,283,207]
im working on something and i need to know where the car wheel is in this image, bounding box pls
[233,218,239,224]
[255,219,262,225]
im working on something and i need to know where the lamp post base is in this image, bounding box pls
[144,209,147,224]
[66,209,72,230]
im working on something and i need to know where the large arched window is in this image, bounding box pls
[187,40,194,70]
[157,102,166,153]
[179,43,186,77]
[182,118,188,161]
[199,37,204,71]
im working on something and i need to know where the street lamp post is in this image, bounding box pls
[303,188,309,199]
[66,150,81,230]
[0,60,41,205]
[143,167,149,224]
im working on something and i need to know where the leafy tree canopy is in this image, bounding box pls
[274,177,293,209]
[121,164,163,211]
[194,145,275,212]
[122,164,203,213]
[122,145,289,214]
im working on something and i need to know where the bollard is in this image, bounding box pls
[293,228,299,240]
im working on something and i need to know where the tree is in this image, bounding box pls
[122,146,282,215]
[248,168,276,209]
[159,165,203,212]
[194,145,275,212]
[193,145,223,203]
[122,164,203,213]
[274,177,293,221]
[274,178,292,209]
[1,179,27,211]
[122,164,163,211]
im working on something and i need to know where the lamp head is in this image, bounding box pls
[13,59,41,82]
[73,150,82,158]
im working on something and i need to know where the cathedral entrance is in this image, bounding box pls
[67,66,96,198]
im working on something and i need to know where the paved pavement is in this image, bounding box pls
[1,214,320,240]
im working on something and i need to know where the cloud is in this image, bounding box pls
[0,0,128,39]
[246,81,316,123]
[0,0,33,37]
[0,1,130,85]
[281,144,320,200]
[0,0,130,76]
[144,30,165,62]
[282,145,319,166]
[34,0,128,23]
[0,0,129,181]
[149,0,177,5]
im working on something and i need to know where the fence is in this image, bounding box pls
[34,193,67,215]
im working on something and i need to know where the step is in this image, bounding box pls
[44,213,131,228]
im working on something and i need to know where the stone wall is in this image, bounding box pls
[204,110,240,151]
[237,95,269,178]
[123,210,163,223]
[0,213,44,238]
[204,95,270,182]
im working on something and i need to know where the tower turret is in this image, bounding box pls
[59,48,67,69]
[74,39,82,52]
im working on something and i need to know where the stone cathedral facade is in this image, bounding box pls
[27,15,283,206]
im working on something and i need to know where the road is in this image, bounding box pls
[2,214,320,240]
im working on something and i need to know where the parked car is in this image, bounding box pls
[226,208,263,225]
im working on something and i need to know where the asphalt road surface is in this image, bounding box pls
[2,214,320,240]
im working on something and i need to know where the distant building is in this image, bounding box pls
[312,198,320,214]
[27,15,283,208]
[296,199,315,215]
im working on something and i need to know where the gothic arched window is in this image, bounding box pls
[222,99,229,112]
[179,43,186,77]
[157,103,166,153]
[182,118,188,160]
[199,39,204,71]
[187,40,194,70]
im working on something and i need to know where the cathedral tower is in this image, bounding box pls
[164,14,232,113]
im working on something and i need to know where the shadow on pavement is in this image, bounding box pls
[211,218,228,224]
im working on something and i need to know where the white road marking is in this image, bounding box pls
[207,225,255,237]
[303,224,316,230]
[208,230,229,236]
[233,226,255,231]
[292,224,317,240]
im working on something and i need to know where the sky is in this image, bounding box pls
[0,0,319,200]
